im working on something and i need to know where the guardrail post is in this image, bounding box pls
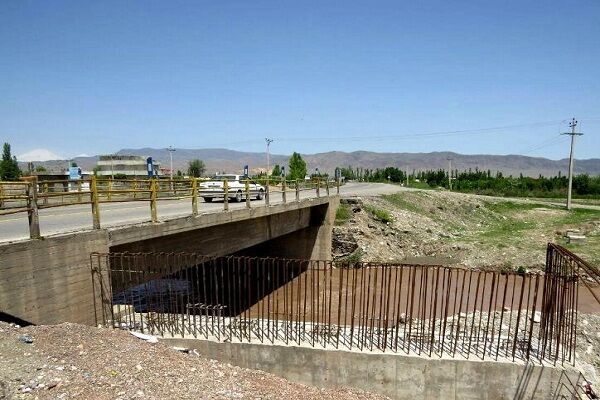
[336,178,340,195]
[150,179,158,222]
[295,179,300,202]
[325,179,330,196]
[245,179,251,209]
[26,177,41,239]
[191,178,198,216]
[223,179,229,211]
[43,182,49,205]
[316,177,320,198]
[107,177,112,201]
[77,180,82,203]
[91,176,101,229]
[133,178,138,199]
[282,179,287,203]
[265,179,270,206]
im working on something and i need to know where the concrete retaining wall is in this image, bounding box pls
[0,230,109,325]
[166,338,579,400]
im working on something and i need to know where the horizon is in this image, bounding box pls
[2,1,599,160]
[14,146,600,164]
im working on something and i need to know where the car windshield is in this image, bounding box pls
[212,175,238,181]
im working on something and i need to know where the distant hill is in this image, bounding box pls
[19,148,600,178]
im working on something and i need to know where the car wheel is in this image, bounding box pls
[235,191,242,202]
[256,189,264,200]
[203,197,213,203]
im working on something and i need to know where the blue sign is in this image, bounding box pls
[146,157,153,177]
[243,165,249,177]
[69,167,81,180]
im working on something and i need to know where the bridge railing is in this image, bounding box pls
[91,244,584,365]
[0,176,339,239]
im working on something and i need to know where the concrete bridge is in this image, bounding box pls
[0,195,339,325]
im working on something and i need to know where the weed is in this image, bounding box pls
[364,204,394,223]
[335,204,351,225]
[338,249,363,265]
[382,193,424,215]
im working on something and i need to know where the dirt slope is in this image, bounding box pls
[0,323,386,400]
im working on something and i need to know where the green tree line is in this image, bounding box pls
[338,165,600,198]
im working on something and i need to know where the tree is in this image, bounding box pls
[271,164,282,177]
[0,143,21,181]
[287,152,307,180]
[188,159,206,178]
[35,166,47,173]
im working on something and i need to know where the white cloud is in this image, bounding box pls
[17,149,64,162]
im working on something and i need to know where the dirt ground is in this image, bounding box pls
[333,190,600,271]
[0,322,386,400]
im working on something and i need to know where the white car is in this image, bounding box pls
[199,174,265,203]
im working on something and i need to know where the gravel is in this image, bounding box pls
[0,322,387,399]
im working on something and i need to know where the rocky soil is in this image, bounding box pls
[0,322,386,399]
[333,190,600,271]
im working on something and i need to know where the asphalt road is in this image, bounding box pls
[0,182,404,243]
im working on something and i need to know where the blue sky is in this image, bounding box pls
[1,1,599,160]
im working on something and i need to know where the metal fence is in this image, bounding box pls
[0,176,339,239]
[91,243,586,365]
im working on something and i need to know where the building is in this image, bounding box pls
[96,155,161,177]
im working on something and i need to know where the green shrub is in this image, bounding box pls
[364,205,394,223]
[335,204,351,224]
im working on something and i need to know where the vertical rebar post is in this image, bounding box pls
[282,179,287,203]
[295,180,300,202]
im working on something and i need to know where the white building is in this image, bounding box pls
[96,155,161,177]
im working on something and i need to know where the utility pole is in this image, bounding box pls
[562,118,583,210]
[447,157,453,191]
[167,146,176,180]
[265,138,274,176]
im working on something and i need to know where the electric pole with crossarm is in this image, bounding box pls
[562,118,583,210]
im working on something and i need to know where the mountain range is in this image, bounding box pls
[19,148,600,177]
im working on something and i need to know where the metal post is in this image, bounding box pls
[295,179,300,202]
[91,176,101,229]
[336,178,340,195]
[282,179,287,203]
[191,178,198,216]
[133,178,138,199]
[27,178,41,239]
[325,179,329,196]
[245,179,251,209]
[150,179,158,222]
[77,180,82,203]
[265,181,270,206]
[107,177,113,201]
[316,177,320,198]
[43,183,49,206]
[223,179,229,211]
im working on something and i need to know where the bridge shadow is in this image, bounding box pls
[111,257,308,318]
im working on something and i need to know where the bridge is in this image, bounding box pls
[0,176,366,325]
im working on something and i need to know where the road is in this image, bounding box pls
[0,182,404,243]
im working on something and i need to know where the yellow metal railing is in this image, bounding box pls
[0,175,340,240]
